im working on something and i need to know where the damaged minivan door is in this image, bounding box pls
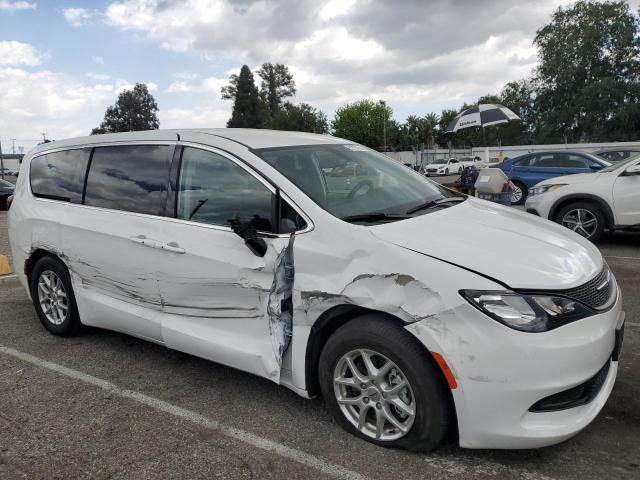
[155,146,301,382]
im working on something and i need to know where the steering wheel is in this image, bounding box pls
[346,180,374,199]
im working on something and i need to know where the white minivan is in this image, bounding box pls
[8,129,624,451]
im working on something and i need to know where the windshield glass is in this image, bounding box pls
[256,144,461,222]
[599,154,640,173]
[0,179,14,187]
[431,158,448,164]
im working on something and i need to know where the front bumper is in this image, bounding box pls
[406,285,624,449]
[524,191,557,219]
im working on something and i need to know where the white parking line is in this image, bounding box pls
[604,255,640,261]
[0,345,366,480]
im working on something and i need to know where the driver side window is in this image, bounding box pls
[177,147,275,232]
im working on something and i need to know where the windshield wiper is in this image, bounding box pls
[189,198,209,220]
[405,196,466,214]
[341,212,411,224]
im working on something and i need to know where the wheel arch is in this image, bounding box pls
[25,248,66,281]
[304,305,460,439]
[549,194,614,228]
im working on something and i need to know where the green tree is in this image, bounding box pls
[331,99,394,149]
[256,63,297,117]
[91,83,159,134]
[223,65,262,128]
[435,109,458,147]
[397,114,439,149]
[269,102,328,133]
[533,0,640,142]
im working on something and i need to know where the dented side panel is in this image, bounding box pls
[155,219,291,382]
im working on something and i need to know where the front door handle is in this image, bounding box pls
[130,235,161,249]
[159,242,186,254]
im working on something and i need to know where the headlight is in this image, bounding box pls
[530,184,566,196]
[460,290,593,332]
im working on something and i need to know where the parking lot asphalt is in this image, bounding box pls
[0,208,639,480]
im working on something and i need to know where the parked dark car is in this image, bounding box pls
[495,151,610,205]
[594,148,640,163]
[0,178,15,210]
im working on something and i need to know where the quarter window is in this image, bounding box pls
[176,147,275,232]
[30,149,91,202]
[84,145,172,215]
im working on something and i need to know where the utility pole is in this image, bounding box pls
[11,139,16,154]
[41,132,47,143]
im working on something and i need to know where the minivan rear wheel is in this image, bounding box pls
[29,255,82,336]
[318,314,452,451]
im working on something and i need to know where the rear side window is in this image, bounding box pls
[84,145,172,215]
[176,147,274,232]
[30,149,91,203]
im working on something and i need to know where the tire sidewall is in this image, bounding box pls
[29,256,81,336]
[556,202,605,242]
[319,318,451,451]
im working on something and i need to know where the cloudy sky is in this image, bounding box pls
[1,0,636,152]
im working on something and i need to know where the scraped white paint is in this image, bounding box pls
[0,345,366,480]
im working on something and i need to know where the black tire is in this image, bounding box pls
[458,167,463,174]
[445,168,449,175]
[0,195,7,210]
[29,255,82,336]
[511,181,527,205]
[319,314,452,451]
[555,201,606,243]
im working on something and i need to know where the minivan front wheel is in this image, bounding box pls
[319,315,451,451]
[29,255,82,336]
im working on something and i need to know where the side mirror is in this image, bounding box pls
[590,164,604,170]
[623,164,640,176]
[229,219,267,257]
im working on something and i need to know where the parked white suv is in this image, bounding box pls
[8,129,624,451]
[525,155,640,242]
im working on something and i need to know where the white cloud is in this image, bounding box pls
[92,55,104,65]
[319,0,355,21]
[63,7,96,26]
[0,1,36,10]
[0,41,46,66]
[160,104,230,129]
[99,0,576,121]
[86,72,111,81]
[0,67,116,150]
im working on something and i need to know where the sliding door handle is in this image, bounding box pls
[160,242,186,254]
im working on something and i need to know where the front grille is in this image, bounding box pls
[561,265,614,310]
[427,168,438,173]
[530,360,611,412]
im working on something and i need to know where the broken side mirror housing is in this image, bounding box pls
[229,219,268,257]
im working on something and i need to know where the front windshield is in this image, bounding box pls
[599,154,640,173]
[432,159,448,164]
[256,144,461,222]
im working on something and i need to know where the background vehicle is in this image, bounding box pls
[0,178,15,210]
[458,156,486,169]
[496,151,610,205]
[525,155,640,242]
[425,157,461,176]
[594,148,640,163]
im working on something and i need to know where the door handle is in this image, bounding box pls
[129,235,161,248]
[159,242,186,254]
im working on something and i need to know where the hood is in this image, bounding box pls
[370,198,603,290]
[537,172,605,186]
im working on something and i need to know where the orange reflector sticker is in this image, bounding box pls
[431,352,458,389]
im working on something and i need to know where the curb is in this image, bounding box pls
[0,255,11,275]
[0,274,19,286]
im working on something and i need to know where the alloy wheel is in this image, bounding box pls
[561,209,598,238]
[511,185,523,203]
[37,270,68,325]
[333,349,416,441]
